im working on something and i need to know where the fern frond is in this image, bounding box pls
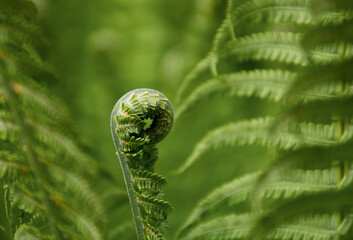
[176,69,295,119]
[176,18,231,104]
[232,0,350,31]
[232,0,313,29]
[286,59,353,99]
[12,183,44,216]
[11,80,70,125]
[276,140,353,172]
[177,117,341,173]
[0,2,106,239]
[0,42,56,85]
[108,221,134,240]
[223,32,308,66]
[267,214,338,240]
[175,117,272,173]
[131,169,167,195]
[287,96,353,124]
[180,214,252,240]
[0,9,46,49]
[111,89,174,239]
[31,121,98,176]
[175,55,212,105]
[61,209,103,240]
[176,67,351,119]
[178,168,337,237]
[142,219,165,240]
[177,172,260,238]
[13,180,104,240]
[180,213,338,240]
[176,1,353,240]
[0,119,20,143]
[311,0,353,13]
[309,42,353,64]
[45,162,104,220]
[0,0,37,22]
[249,187,353,240]
[14,225,49,240]
[252,140,353,212]
[0,152,29,180]
[302,19,353,47]
[136,194,172,221]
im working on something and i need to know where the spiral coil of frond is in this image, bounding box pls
[111,89,173,240]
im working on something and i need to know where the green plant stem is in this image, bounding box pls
[111,126,145,240]
[116,144,145,240]
[0,61,63,240]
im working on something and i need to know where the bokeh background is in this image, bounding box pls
[30,0,278,238]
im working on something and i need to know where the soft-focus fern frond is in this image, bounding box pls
[179,214,252,240]
[232,0,313,28]
[232,0,349,33]
[175,69,295,119]
[176,0,353,239]
[302,19,353,47]
[0,42,56,85]
[309,42,353,64]
[0,1,107,240]
[311,0,353,13]
[177,117,343,173]
[261,140,353,183]
[286,96,353,124]
[176,18,231,104]
[180,213,340,240]
[177,172,259,238]
[14,225,48,240]
[223,32,308,66]
[286,59,353,100]
[176,117,273,173]
[32,121,98,176]
[249,186,353,240]
[175,68,348,119]
[0,10,47,50]
[178,168,338,238]
[9,79,70,125]
[176,0,322,107]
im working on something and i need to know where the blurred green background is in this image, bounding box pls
[33,0,278,238]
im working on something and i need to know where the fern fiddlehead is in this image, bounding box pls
[110,89,173,240]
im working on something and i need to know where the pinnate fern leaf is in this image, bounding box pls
[223,32,308,66]
[178,168,338,238]
[177,117,343,173]
[0,1,107,240]
[176,69,295,119]
[249,187,353,240]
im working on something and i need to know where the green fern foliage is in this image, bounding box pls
[111,89,174,240]
[248,1,353,238]
[177,0,353,239]
[179,213,342,240]
[176,117,346,173]
[175,70,295,119]
[0,1,106,240]
[177,168,339,238]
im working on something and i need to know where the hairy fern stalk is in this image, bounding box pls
[0,1,105,240]
[111,89,174,240]
[176,0,353,239]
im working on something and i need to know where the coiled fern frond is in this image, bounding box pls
[111,89,174,240]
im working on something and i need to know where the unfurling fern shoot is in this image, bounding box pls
[110,89,174,240]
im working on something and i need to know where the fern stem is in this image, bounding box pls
[0,61,63,240]
[112,136,145,240]
[226,0,236,41]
